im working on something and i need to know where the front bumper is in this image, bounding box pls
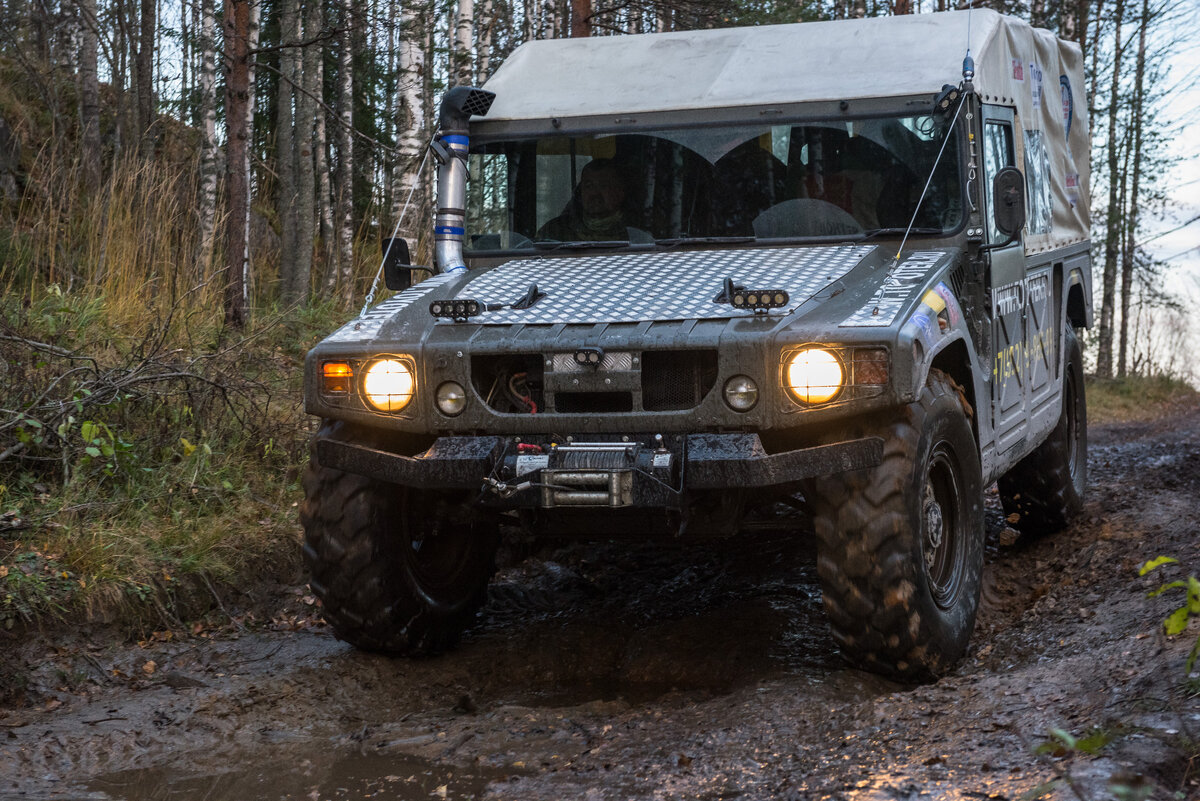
[316,433,882,507]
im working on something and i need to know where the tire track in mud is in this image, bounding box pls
[2,406,1200,800]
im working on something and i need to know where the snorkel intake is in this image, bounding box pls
[433,87,496,274]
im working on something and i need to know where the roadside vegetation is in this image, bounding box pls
[1085,374,1199,425]
[0,138,356,639]
[0,283,342,636]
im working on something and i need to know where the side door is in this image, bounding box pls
[982,112,1028,455]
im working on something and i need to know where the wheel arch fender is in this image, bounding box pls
[925,336,980,444]
[1066,280,1090,329]
[1065,262,1093,329]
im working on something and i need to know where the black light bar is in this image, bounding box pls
[574,347,603,366]
[730,289,789,311]
[934,83,961,113]
[430,299,482,320]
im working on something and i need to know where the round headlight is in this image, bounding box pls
[435,381,467,416]
[723,375,759,412]
[785,348,844,404]
[362,359,414,411]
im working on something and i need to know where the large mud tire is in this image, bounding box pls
[300,421,498,655]
[998,326,1087,535]
[807,370,984,681]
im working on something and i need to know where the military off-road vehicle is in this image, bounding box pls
[301,10,1091,679]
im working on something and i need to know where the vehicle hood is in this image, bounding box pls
[316,244,963,347]
[450,245,876,326]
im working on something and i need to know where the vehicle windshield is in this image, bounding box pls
[464,114,962,252]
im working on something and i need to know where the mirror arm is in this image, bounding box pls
[977,231,1020,254]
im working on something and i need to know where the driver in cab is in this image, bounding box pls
[537,159,651,243]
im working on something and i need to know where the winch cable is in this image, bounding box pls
[360,135,436,317]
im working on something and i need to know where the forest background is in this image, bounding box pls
[0,0,1197,633]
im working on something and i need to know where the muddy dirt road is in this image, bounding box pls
[2,405,1199,800]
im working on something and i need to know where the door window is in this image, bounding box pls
[982,121,1015,244]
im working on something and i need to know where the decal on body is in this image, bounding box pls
[840,251,947,328]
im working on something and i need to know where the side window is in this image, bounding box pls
[1023,129,1052,235]
[982,121,1014,244]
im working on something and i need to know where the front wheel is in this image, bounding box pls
[300,421,498,654]
[998,326,1087,535]
[807,370,984,681]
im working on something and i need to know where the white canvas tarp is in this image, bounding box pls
[480,10,1090,252]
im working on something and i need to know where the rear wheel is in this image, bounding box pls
[300,421,498,654]
[807,370,984,681]
[998,326,1087,535]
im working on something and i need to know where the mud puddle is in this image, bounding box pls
[5,408,1200,799]
[87,748,518,800]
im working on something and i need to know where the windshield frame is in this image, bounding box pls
[464,99,970,257]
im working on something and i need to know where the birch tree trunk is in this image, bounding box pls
[180,0,190,124]
[314,50,334,290]
[476,0,493,81]
[196,0,218,275]
[276,0,300,301]
[290,0,319,306]
[114,0,129,156]
[57,0,79,73]
[1087,0,1105,145]
[79,0,101,191]
[223,0,257,326]
[334,0,354,302]
[523,0,535,42]
[1118,0,1148,378]
[455,0,474,85]
[1097,0,1125,378]
[392,0,426,244]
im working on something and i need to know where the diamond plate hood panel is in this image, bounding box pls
[450,246,877,325]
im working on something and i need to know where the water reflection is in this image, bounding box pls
[89,749,518,801]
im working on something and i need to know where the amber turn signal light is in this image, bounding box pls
[853,349,890,385]
[321,362,353,394]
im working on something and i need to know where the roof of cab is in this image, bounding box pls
[480,10,1076,120]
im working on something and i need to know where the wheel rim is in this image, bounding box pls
[1065,369,1081,486]
[923,443,963,609]
[402,494,478,594]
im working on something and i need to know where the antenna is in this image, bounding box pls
[891,98,965,267]
[963,1,975,85]
[360,136,436,317]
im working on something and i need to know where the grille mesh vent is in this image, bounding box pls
[641,351,718,411]
[462,89,496,117]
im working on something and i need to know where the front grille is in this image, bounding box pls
[472,354,544,414]
[555,392,634,413]
[641,350,719,411]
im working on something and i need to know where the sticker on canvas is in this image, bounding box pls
[1065,172,1079,208]
[1059,75,1074,135]
[1029,62,1044,110]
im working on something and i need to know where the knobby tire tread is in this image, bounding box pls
[300,421,496,655]
[807,370,983,681]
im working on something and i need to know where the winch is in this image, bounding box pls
[488,437,681,508]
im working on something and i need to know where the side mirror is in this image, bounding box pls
[382,238,412,291]
[992,166,1026,238]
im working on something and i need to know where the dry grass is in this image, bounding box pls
[0,148,347,635]
[1086,374,1199,425]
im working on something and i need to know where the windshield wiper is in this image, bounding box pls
[858,227,944,241]
[531,240,638,251]
[656,236,756,247]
